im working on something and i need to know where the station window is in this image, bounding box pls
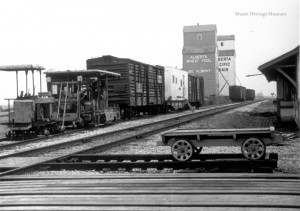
[221,42,224,46]
[197,33,203,40]
[172,75,175,83]
[176,78,177,84]
[180,79,182,87]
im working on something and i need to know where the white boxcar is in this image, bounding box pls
[164,66,189,110]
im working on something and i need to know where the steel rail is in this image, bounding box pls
[0,101,260,176]
[42,153,278,173]
[0,102,245,159]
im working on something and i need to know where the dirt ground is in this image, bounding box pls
[103,100,300,174]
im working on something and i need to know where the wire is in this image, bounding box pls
[236,75,242,86]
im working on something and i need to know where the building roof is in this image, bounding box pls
[183,24,217,33]
[258,46,299,82]
[182,45,216,54]
[218,50,235,57]
[45,69,121,78]
[217,35,235,41]
[0,64,45,72]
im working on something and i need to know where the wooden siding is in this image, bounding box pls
[86,56,165,108]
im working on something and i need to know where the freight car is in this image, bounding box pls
[0,65,60,140]
[188,74,205,108]
[164,66,189,111]
[246,89,255,101]
[44,69,121,127]
[229,85,246,102]
[86,55,165,119]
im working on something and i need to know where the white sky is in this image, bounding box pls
[0,0,299,104]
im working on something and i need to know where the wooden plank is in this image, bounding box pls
[1,173,299,180]
[0,174,299,209]
[0,206,291,211]
[0,194,299,207]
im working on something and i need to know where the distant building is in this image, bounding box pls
[182,24,219,97]
[217,35,236,96]
[259,46,299,127]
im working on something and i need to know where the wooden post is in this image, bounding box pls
[16,71,19,97]
[7,99,10,123]
[32,70,35,96]
[40,70,42,93]
[25,70,28,95]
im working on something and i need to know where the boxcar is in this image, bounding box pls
[164,66,189,111]
[246,89,255,101]
[86,55,165,118]
[229,85,246,102]
[188,74,205,108]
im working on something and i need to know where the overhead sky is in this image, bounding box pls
[0,0,299,104]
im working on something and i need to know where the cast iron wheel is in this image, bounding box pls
[100,114,106,124]
[171,139,194,161]
[241,137,266,160]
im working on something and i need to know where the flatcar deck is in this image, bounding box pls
[0,174,299,210]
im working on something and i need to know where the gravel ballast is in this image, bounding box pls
[24,101,300,175]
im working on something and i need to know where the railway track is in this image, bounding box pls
[0,103,245,159]
[0,101,262,176]
[42,153,278,173]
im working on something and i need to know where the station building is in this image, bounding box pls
[217,35,236,96]
[182,24,219,97]
[258,46,300,128]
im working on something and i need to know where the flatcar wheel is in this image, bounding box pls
[194,147,203,154]
[171,140,194,161]
[5,130,12,139]
[241,137,266,160]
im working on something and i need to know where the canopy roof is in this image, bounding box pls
[0,64,45,71]
[258,46,299,82]
[45,69,121,78]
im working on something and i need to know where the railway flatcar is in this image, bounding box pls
[44,69,121,127]
[0,64,60,140]
[86,55,165,119]
[246,89,255,101]
[229,85,246,102]
[164,66,189,111]
[188,74,205,108]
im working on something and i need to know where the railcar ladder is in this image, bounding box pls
[184,99,194,112]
